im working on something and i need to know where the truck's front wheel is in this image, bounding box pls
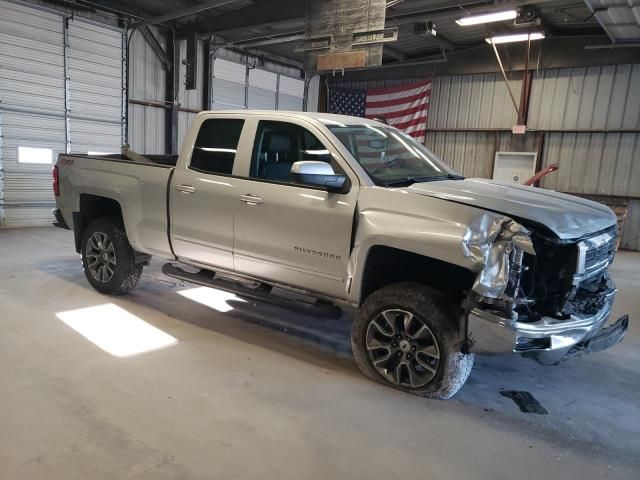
[351,283,474,399]
[81,217,143,295]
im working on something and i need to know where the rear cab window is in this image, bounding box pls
[190,119,245,175]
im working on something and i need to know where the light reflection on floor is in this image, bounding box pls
[56,303,178,357]
[177,286,247,313]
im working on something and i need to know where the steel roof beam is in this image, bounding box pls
[139,26,170,69]
[131,0,244,29]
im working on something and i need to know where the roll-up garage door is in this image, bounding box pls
[211,58,247,110]
[210,56,305,112]
[248,68,277,110]
[0,0,66,227]
[67,18,124,154]
[0,1,125,227]
[278,75,304,111]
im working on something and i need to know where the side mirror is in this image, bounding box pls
[290,161,348,193]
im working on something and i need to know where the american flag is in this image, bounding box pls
[328,80,431,143]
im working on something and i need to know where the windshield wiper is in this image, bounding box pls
[382,173,464,187]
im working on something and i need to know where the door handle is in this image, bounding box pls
[239,194,264,205]
[175,184,196,194]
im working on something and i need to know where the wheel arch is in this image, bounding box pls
[74,194,124,253]
[353,244,475,308]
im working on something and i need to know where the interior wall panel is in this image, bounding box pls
[67,18,124,153]
[529,64,640,130]
[540,132,640,198]
[128,26,166,154]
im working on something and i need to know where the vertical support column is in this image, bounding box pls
[121,28,128,147]
[202,39,210,111]
[275,73,280,110]
[210,49,216,110]
[302,72,309,111]
[244,57,249,109]
[165,32,179,154]
[63,17,71,153]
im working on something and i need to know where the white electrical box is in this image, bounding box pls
[492,151,537,184]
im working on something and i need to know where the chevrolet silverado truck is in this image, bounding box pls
[53,111,629,399]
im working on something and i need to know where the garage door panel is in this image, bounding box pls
[0,32,63,56]
[0,6,62,37]
[0,52,64,77]
[69,88,122,110]
[0,3,124,228]
[0,87,66,112]
[70,120,121,151]
[278,76,304,97]
[67,48,123,70]
[1,112,66,143]
[249,69,277,91]
[68,57,121,81]
[68,22,123,50]
[3,174,55,202]
[248,87,276,110]
[211,78,246,109]
[278,93,303,111]
[67,18,124,154]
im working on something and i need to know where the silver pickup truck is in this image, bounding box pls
[53,111,629,399]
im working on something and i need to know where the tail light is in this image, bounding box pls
[53,165,60,196]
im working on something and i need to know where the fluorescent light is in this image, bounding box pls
[17,146,52,164]
[485,32,545,44]
[456,9,517,26]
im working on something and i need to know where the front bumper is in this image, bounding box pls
[467,287,629,364]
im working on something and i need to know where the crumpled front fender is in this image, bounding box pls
[461,214,535,299]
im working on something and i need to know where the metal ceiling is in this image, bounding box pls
[585,0,640,43]
[43,0,625,63]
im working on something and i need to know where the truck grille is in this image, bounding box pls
[584,238,615,270]
[579,230,616,273]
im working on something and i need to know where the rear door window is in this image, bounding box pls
[190,119,245,175]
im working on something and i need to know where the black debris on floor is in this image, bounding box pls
[500,390,549,414]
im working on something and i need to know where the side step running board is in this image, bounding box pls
[162,263,343,319]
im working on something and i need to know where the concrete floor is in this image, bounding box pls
[1,227,638,480]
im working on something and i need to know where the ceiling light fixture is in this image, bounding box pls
[455,9,517,26]
[485,32,545,44]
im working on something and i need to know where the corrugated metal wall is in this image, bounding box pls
[177,38,205,148]
[428,72,522,129]
[528,64,640,130]
[127,27,166,154]
[329,63,640,250]
[67,18,124,153]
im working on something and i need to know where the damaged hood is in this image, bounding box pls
[408,178,616,240]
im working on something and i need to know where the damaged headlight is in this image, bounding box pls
[462,214,536,300]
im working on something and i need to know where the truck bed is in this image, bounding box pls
[63,153,178,167]
[56,152,176,258]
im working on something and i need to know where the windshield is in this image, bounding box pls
[325,123,462,186]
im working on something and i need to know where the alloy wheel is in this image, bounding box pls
[86,231,116,283]
[365,309,440,388]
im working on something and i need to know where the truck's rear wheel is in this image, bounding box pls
[351,282,474,399]
[81,217,143,295]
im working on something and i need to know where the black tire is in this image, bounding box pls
[81,217,143,295]
[352,282,474,399]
